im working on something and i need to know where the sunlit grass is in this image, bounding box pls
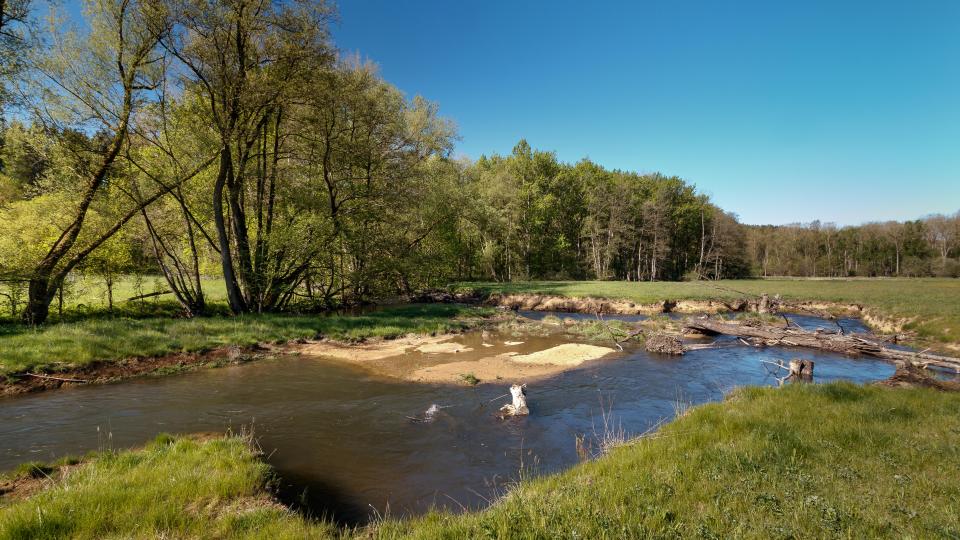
[457,278,960,344]
[0,304,493,377]
[0,435,335,539]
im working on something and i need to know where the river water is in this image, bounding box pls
[0,313,895,524]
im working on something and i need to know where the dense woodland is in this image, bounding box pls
[746,215,960,278]
[0,0,956,324]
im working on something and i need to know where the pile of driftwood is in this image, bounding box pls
[644,334,685,354]
[684,318,960,373]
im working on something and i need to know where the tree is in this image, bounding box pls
[17,0,213,324]
[0,0,33,108]
[163,0,333,313]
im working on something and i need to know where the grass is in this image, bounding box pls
[456,278,960,345]
[2,383,958,538]
[0,304,493,377]
[0,434,337,539]
[0,275,230,324]
[565,319,638,343]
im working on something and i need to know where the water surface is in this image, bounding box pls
[0,316,895,524]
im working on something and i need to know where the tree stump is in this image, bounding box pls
[499,384,529,417]
[758,294,771,314]
[788,358,814,380]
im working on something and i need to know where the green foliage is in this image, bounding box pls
[747,214,960,278]
[12,461,54,479]
[457,142,747,283]
[0,0,955,327]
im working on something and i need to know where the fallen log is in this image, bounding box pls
[685,318,960,372]
[17,373,89,383]
[125,290,172,302]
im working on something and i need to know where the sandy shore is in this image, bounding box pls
[296,335,618,384]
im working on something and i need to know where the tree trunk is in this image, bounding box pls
[106,276,114,313]
[213,148,248,314]
[23,277,53,325]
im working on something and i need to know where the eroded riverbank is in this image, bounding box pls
[0,304,498,397]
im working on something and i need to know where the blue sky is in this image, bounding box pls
[58,0,960,225]
[332,0,960,225]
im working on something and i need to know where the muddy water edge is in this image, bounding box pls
[0,312,896,525]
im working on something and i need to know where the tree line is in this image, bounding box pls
[0,0,953,325]
[746,214,960,278]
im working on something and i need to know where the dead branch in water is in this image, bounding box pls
[594,312,626,351]
[685,318,960,372]
[683,341,718,351]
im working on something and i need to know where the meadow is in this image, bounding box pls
[457,278,960,345]
[0,303,491,378]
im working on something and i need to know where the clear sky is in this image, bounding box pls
[332,0,960,226]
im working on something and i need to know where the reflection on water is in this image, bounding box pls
[0,315,895,525]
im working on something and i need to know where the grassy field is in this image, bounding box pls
[0,304,491,378]
[0,275,230,323]
[2,383,958,538]
[457,278,960,345]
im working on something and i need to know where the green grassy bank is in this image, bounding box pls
[0,304,492,378]
[3,383,958,538]
[457,278,960,345]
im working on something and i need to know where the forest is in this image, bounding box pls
[0,0,957,326]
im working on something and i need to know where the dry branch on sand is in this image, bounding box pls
[685,318,960,372]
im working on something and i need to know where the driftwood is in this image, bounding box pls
[683,341,719,352]
[645,333,685,355]
[685,318,960,372]
[762,358,815,385]
[125,290,172,302]
[17,373,88,383]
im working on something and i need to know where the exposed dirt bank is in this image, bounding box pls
[878,364,960,391]
[480,292,931,343]
[0,345,277,398]
[484,292,868,317]
[486,293,728,315]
